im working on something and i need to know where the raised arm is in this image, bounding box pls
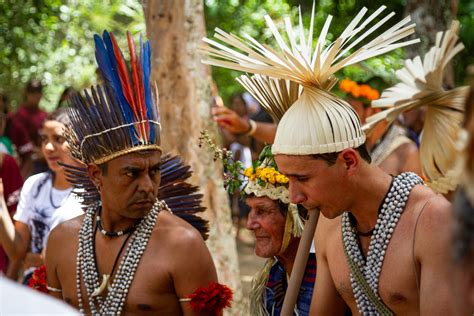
[310,216,347,315]
[212,106,276,144]
[416,195,455,315]
[0,178,30,261]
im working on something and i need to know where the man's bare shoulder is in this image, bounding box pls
[395,141,418,158]
[409,184,451,216]
[154,210,204,245]
[409,185,452,256]
[48,215,84,244]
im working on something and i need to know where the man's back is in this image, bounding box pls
[46,209,217,315]
[312,184,454,315]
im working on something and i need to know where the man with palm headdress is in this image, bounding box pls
[202,6,467,315]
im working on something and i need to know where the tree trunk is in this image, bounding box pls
[404,0,455,87]
[142,0,244,314]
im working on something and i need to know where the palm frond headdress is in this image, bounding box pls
[364,21,469,193]
[201,5,419,155]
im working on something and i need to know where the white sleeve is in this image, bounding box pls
[13,174,44,224]
[49,193,84,231]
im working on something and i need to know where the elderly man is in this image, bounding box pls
[46,32,231,315]
[243,146,313,315]
[201,134,313,315]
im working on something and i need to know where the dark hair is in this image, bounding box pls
[58,87,76,108]
[25,79,43,94]
[45,108,70,126]
[229,93,247,108]
[310,143,372,165]
[99,162,108,175]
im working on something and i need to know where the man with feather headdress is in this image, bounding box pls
[45,32,232,316]
[202,5,467,314]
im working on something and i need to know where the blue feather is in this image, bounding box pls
[98,31,138,144]
[141,38,155,142]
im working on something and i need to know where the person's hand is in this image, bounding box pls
[212,107,250,134]
[23,252,44,270]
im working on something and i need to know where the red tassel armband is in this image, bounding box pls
[179,282,233,315]
[27,265,48,294]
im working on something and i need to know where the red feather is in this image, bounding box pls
[110,33,143,140]
[127,32,148,140]
[27,265,48,294]
[185,282,233,316]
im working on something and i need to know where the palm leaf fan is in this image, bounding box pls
[365,21,469,193]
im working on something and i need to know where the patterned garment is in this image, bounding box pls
[264,253,316,316]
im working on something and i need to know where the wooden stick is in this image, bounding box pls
[281,209,320,316]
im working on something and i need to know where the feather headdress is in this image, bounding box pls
[202,5,419,155]
[364,21,469,193]
[66,31,161,165]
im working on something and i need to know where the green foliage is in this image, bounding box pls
[0,0,144,111]
[198,129,244,193]
[204,0,473,102]
[2,0,472,112]
[456,0,474,85]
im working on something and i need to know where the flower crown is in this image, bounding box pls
[339,78,380,103]
[199,129,303,236]
[244,146,289,186]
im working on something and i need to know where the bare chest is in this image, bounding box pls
[327,215,420,314]
[57,239,181,315]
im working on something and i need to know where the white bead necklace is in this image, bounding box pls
[76,199,167,315]
[342,172,423,315]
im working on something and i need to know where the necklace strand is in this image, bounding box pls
[76,199,168,315]
[96,210,139,237]
[342,172,423,315]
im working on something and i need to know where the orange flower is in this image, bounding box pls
[366,89,380,100]
[339,79,357,93]
[351,85,361,98]
[359,84,372,98]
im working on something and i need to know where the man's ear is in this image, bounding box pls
[339,148,359,175]
[87,164,102,189]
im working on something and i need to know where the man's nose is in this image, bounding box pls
[138,174,154,193]
[289,183,306,204]
[246,211,260,230]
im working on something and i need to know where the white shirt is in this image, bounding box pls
[49,192,84,231]
[14,172,73,253]
[0,277,79,315]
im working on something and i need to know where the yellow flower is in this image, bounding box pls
[243,167,254,178]
[276,174,289,184]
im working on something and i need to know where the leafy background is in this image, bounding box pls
[1,0,472,111]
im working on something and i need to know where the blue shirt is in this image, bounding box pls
[264,253,316,316]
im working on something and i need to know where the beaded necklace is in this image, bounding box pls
[76,199,167,315]
[96,210,139,237]
[342,172,423,315]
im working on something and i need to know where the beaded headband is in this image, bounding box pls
[201,5,419,155]
[66,31,161,165]
[363,21,469,193]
